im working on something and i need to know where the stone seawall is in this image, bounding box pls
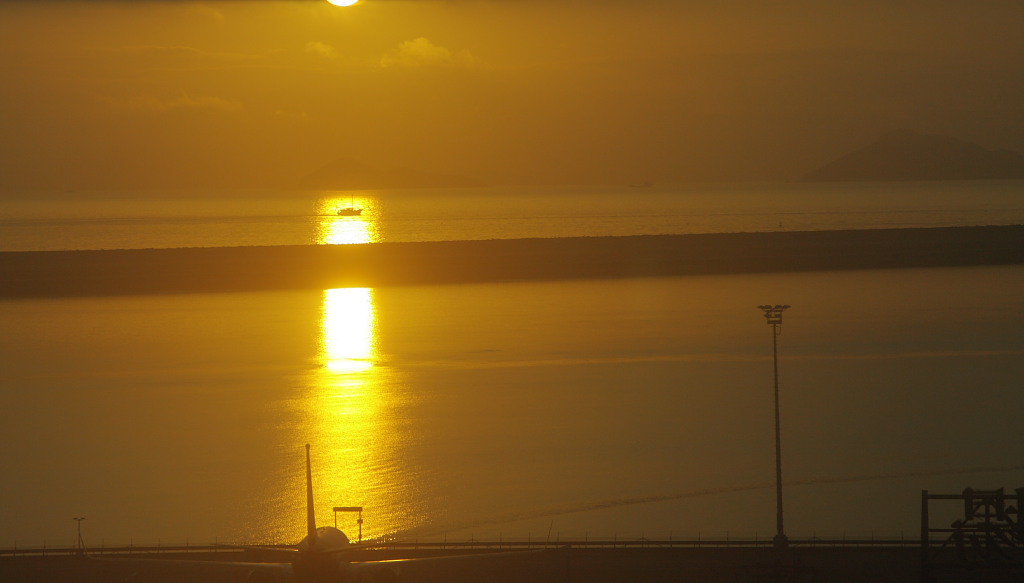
[1,225,1021,298]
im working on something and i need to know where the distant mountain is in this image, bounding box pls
[802,129,1024,182]
[298,157,483,190]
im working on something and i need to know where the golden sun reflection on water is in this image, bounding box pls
[309,287,384,541]
[322,288,374,374]
[314,194,378,245]
[261,197,419,544]
[263,286,397,543]
[284,286,417,544]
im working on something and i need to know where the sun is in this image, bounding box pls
[327,0,359,6]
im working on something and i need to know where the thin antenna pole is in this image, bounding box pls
[306,444,318,547]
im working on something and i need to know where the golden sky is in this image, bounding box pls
[0,0,1021,189]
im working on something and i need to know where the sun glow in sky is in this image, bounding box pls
[327,0,359,6]
[0,1,1021,190]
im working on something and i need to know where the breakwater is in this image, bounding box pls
[1,225,1022,298]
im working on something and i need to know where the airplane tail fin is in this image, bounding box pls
[305,443,318,547]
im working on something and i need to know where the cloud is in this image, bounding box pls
[188,3,225,21]
[99,45,263,70]
[108,45,208,59]
[305,40,338,59]
[274,109,313,122]
[379,37,479,68]
[98,93,241,113]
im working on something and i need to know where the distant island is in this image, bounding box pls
[802,129,1024,182]
[298,157,483,190]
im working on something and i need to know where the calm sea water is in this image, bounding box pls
[1,182,1022,548]
[1,181,1023,251]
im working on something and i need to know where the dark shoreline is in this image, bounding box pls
[1,225,1022,298]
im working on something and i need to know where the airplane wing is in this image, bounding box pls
[347,547,569,583]
[50,548,567,583]
[77,556,294,583]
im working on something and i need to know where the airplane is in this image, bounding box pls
[75,445,566,583]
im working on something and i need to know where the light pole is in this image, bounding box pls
[758,304,790,549]
[72,517,85,556]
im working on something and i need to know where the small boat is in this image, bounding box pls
[336,195,363,216]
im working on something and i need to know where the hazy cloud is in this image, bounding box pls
[1,0,1020,187]
[99,93,241,113]
[108,45,208,59]
[274,109,313,122]
[305,40,338,59]
[101,45,263,69]
[188,3,225,21]
[380,37,479,68]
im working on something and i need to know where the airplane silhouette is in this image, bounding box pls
[82,445,565,583]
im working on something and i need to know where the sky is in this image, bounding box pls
[0,0,1022,190]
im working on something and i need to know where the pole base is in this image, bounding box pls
[773,533,789,549]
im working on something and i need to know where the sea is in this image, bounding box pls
[1,181,1023,550]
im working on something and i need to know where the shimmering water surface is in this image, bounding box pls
[2,181,1023,251]
[1,183,1022,548]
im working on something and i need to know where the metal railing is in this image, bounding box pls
[1,536,923,557]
